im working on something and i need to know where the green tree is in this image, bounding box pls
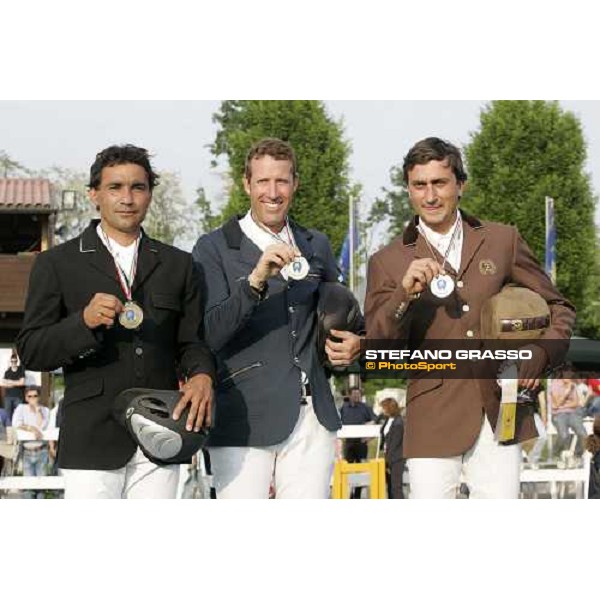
[462,100,599,337]
[208,100,354,254]
[0,150,30,177]
[366,164,412,246]
[194,185,222,236]
[143,170,190,246]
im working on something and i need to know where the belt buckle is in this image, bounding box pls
[300,382,311,404]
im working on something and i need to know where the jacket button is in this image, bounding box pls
[135,347,143,356]
[291,330,297,338]
[294,356,300,363]
[288,306,295,314]
[457,281,464,289]
[466,330,474,338]
[462,305,470,312]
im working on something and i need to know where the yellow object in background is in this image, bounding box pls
[497,402,517,442]
[332,458,386,499]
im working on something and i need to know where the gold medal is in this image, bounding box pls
[119,301,144,330]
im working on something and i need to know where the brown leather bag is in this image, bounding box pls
[480,285,550,341]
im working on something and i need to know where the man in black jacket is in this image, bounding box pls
[17,145,214,499]
[192,138,362,498]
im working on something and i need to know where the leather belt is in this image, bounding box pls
[23,445,47,453]
[500,315,550,333]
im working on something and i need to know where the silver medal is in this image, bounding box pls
[430,274,454,298]
[287,256,310,280]
[119,301,144,330]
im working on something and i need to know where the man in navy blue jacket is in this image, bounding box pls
[192,138,362,499]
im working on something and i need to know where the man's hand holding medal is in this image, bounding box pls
[248,242,301,291]
[401,257,447,299]
[83,292,125,329]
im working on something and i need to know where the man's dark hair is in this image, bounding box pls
[88,144,160,190]
[402,137,468,185]
[244,138,297,180]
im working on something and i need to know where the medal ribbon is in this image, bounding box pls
[251,213,299,252]
[417,214,462,273]
[99,228,141,302]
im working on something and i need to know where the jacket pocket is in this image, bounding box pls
[152,292,182,312]
[407,376,442,403]
[63,378,104,407]
[218,361,264,389]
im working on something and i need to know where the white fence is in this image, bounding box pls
[0,424,595,498]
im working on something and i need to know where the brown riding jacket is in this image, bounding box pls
[365,211,576,458]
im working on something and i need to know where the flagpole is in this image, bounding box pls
[545,195,556,459]
[545,196,556,285]
[349,192,355,293]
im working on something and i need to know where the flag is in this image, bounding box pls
[338,225,359,284]
[545,196,556,284]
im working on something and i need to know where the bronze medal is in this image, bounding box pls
[119,301,144,330]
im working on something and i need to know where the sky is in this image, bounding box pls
[1,100,599,245]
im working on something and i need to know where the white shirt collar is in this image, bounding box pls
[417,211,463,272]
[418,211,460,244]
[239,210,294,253]
[96,224,140,281]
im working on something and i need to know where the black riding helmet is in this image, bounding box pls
[113,388,211,465]
[316,282,363,365]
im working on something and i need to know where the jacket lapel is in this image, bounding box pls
[80,221,120,286]
[132,233,160,292]
[223,215,263,267]
[289,219,314,262]
[457,210,485,279]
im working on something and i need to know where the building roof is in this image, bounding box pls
[0,178,55,212]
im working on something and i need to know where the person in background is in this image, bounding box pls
[526,386,548,469]
[340,386,376,462]
[585,377,600,417]
[12,386,50,499]
[585,415,600,499]
[0,406,9,430]
[2,354,26,421]
[549,373,588,461]
[47,395,63,476]
[379,397,405,499]
[340,386,376,498]
[575,377,590,414]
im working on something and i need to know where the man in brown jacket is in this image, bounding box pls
[365,137,575,499]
